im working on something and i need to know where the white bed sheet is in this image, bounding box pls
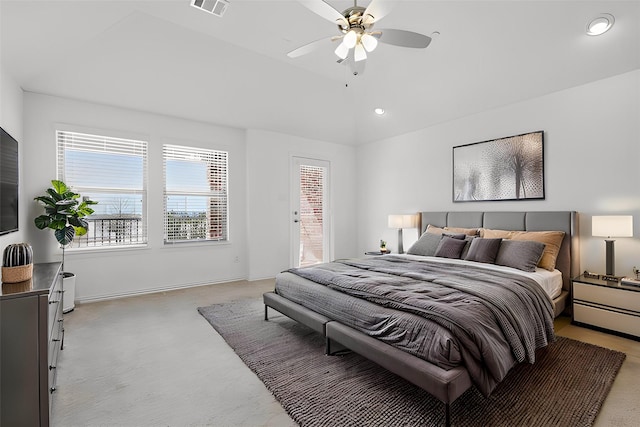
[399,254,563,300]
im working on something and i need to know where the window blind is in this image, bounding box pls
[56,130,148,248]
[163,144,228,243]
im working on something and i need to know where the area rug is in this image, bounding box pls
[198,299,626,427]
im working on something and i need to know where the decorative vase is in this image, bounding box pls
[2,243,34,283]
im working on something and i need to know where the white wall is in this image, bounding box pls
[357,70,640,277]
[23,92,248,301]
[246,129,358,280]
[0,63,26,249]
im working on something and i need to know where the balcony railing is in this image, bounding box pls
[72,215,144,247]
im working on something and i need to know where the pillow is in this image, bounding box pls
[434,236,467,259]
[460,235,476,259]
[426,224,447,235]
[445,226,480,236]
[464,238,503,264]
[427,224,479,236]
[495,240,546,272]
[407,232,442,257]
[509,231,565,271]
[442,232,466,240]
[480,228,514,239]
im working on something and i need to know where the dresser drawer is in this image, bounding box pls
[573,282,640,313]
[47,275,63,340]
[574,303,640,338]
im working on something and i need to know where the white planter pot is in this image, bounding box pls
[62,272,76,313]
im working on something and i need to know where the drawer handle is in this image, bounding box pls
[52,338,61,342]
[58,318,64,323]
[49,300,59,305]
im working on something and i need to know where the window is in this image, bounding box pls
[57,130,148,248]
[163,144,228,243]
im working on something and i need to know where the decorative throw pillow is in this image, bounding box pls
[427,224,479,237]
[479,228,514,239]
[464,238,503,264]
[495,240,546,272]
[407,232,442,257]
[426,224,447,235]
[460,235,476,259]
[509,231,565,271]
[445,226,480,236]
[434,236,467,259]
[442,232,466,240]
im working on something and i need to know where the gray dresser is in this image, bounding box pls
[0,262,63,426]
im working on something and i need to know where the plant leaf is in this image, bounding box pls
[47,188,63,201]
[55,226,75,246]
[73,226,88,237]
[34,195,57,207]
[56,199,77,207]
[51,180,67,194]
[34,215,51,229]
[50,219,67,230]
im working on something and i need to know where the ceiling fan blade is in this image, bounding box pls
[375,29,432,48]
[298,0,348,28]
[362,0,395,25]
[287,36,336,58]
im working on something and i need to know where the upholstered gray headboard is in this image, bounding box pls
[418,211,579,293]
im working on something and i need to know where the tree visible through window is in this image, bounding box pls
[56,130,148,248]
[163,145,228,243]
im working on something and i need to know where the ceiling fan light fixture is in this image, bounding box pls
[354,43,367,62]
[361,33,378,52]
[334,42,349,60]
[587,13,614,36]
[344,30,358,48]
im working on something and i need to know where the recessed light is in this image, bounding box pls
[374,108,385,115]
[587,13,614,36]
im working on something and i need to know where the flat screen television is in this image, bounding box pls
[0,126,19,235]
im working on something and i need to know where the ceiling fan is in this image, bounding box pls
[287,0,432,75]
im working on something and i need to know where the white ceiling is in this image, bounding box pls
[1,0,639,145]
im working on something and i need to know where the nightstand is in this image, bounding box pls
[364,251,391,256]
[572,274,640,341]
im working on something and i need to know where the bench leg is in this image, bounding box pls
[264,305,268,321]
[444,402,451,427]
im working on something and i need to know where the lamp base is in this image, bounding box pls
[397,228,404,254]
[605,239,615,276]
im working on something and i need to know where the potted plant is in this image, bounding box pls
[34,180,97,312]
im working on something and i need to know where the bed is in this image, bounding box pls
[263,211,579,426]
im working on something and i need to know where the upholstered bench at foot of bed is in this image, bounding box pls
[263,291,330,335]
[326,321,472,427]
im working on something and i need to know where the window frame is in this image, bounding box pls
[162,144,229,244]
[56,128,149,250]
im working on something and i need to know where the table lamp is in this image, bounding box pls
[592,215,633,276]
[388,214,417,254]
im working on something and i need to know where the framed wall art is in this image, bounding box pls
[453,131,544,202]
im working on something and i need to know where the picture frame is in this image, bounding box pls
[453,131,544,202]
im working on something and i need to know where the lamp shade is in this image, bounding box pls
[592,215,633,238]
[388,214,417,229]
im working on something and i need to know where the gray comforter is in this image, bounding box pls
[286,255,555,396]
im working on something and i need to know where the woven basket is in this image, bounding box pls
[2,264,33,283]
[2,278,33,293]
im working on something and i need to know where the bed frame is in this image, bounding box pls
[264,211,578,427]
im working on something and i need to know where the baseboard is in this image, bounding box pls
[75,276,248,304]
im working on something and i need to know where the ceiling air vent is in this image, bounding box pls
[191,0,229,17]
